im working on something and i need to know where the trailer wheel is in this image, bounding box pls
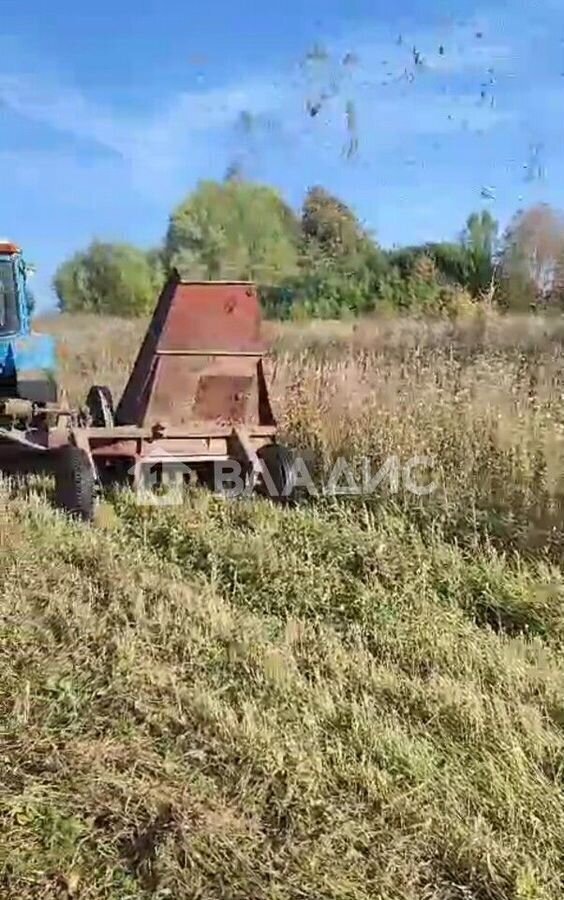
[256,444,298,502]
[54,445,96,521]
[86,385,114,428]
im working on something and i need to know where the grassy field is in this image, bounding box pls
[3,311,564,898]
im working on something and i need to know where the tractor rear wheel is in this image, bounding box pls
[54,445,96,521]
[256,444,298,502]
[86,385,114,428]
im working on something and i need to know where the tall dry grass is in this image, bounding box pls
[37,309,564,559]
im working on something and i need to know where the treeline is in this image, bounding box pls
[54,177,564,319]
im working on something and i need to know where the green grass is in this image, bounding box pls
[2,482,564,899]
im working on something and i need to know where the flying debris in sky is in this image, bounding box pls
[294,26,503,165]
[307,98,323,118]
[481,186,496,200]
[412,46,424,67]
[342,51,359,67]
[475,65,497,108]
[224,159,244,182]
[237,110,254,133]
[299,41,364,156]
[343,99,359,159]
[230,107,286,180]
[524,143,545,182]
[304,43,329,65]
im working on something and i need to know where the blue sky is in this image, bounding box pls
[0,0,563,308]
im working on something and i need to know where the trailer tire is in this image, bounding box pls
[54,445,96,521]
[256,444,298,503]
[86,385,114,428]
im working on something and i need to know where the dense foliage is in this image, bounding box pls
[164,180,299,283]
[54,241,162,316]
[53,177,564,319]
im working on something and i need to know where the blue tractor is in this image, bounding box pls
[0,240,71,486]
[0,240,99,517]
[0,241,58,405]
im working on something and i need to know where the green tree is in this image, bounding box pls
[164,180,299,283]
[301,186,369,260]
[460,210,498,296]
[462,210,498,257]
[146,246,167,287]
[54,241,161,316]
[385,211,498,300]
[378,252,475,319]
[289,186,387,317]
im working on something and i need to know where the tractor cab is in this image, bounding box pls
[0,242,28,335]
[0,241,57,404]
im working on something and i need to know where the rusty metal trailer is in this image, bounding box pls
[0,273,298,519]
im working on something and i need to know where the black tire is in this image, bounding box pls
[54,445,96,521]
[86,385,114,428]
[256,444,298,503]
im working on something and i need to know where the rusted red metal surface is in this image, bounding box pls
[116,273,275,434]
[158,281,266,353]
